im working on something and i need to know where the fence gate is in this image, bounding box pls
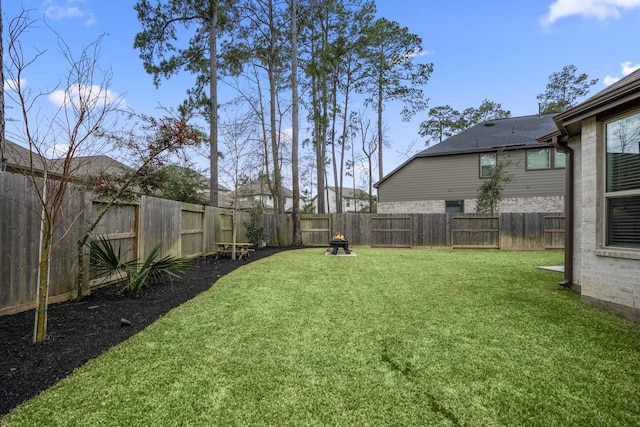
[452,216,499,249]
[301,215,331,246]
[371,216,412,247]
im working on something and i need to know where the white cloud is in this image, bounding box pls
[48,84,123,109]
[280,127,293,141]
[43,0,95,26]
[4,78,27,91]
[542,0,640,26]
[406,48,431,58]
[604,75,620,86]
[603,61,640,86]
[621,60,640,75]
[46,144,70,159]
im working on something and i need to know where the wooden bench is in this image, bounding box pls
[215,242,255,260]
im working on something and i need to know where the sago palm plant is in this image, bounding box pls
[89,237,190,297]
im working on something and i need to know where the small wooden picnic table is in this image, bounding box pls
[215,242,255,260]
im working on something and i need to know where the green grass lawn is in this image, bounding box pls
[3,248,640,426]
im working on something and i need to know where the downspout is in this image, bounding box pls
[552,135,573,287]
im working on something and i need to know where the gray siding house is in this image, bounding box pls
[541,69,640,321]
[375,114,566,214]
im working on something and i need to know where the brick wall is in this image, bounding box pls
[575,116,640,321]
[378,196,564,214]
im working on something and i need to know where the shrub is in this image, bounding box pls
[244,202,269,247]
[89,237,190,297]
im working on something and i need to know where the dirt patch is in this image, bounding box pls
[0,246,293,416]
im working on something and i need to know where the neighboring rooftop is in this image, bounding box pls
[3,139,129,176]
[324,186,369,199]
[230,177,294,198]
[415,114,557,158]
[375,114,558,188]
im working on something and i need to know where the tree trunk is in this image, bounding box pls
[33,205,53,343]
[377,78,384,183]
[290,0,302,246]
[330,75,341,213]
[33,241,52,343]
[267,0,284,246]
[209,1,219,207]
[339,65,352,213]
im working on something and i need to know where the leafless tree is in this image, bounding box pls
[219,109,261,258]
[352,109,377,213]
[4,11,124,342]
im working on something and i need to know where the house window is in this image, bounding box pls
[527,148,551,169]
[605,110,640,248]
[346,200,351,207]
[445,200,464,213]
[480,153,496,178]
[526,148,566,170]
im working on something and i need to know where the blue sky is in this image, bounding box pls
[3,0,640,184]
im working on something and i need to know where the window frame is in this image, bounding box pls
[602,109,640,250]
[525,147,566,170]
[479,152,497,178]
[445,200,464,214]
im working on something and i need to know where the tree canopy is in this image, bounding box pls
[419,99,511,146]
[134,0,237,207]
[133,1,433,215]
[537,64,598,114]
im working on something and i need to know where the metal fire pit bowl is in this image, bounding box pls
[328,239,351,255]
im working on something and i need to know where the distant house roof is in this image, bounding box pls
[231,177,294,198]
[375,114,557,187]
[4,139,47,172]
[416,114,557,157]
[53,155,130,176]
[4,139,129,177]
[318,186,369,200]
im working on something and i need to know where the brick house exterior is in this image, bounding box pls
[541,69,640,321]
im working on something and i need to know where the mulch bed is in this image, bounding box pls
[0,246,292,417]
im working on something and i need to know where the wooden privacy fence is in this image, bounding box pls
[544,216,565,249]
[2,166,564,316]
[262,212,564,250]
[452,216,499,249]
[301,215,331,245]
[371,216,412,247]
[0,172,250,316]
